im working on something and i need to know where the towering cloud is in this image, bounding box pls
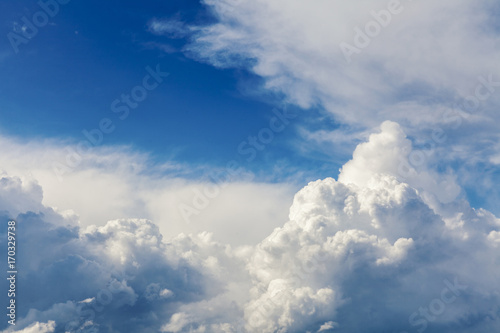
[242,122,500,332]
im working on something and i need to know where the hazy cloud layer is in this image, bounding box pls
[0,135,295,246]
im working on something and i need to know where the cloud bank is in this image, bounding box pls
[0,134,295,246]
[2,121,499,332]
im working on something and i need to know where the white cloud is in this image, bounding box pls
[155,0,500,213]
[318,321,338,332]
[148,18,193,39]
[240,122,500,332]
[150,122,500,332]
[187,0,500,124]
[338,120,462,205]
[2,321,55,333]
[160,312,190,332]
[0,134,294,246]
[2,122,500,332]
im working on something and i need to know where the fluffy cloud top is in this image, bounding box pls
[2,121,499,332]
[242,122,500,332]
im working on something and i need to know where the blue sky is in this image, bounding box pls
[1,0,497,211]
[1,1,500,332]
[0,0,342,185]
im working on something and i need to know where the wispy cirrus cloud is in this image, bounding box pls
[148,17,194,39]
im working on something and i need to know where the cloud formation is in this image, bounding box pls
[2,121,499,332]
[186,0,500,125]
[241,122,500,332]
[0,134,295,246]
[149,0,500,214]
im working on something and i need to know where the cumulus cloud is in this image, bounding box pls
[175,121,498,332]
[318,321,338,332]
[240,121,500,332]
[338,120,462,205]
[0,166,241,332]
[0,207,233,332]
[2,122,500,332]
